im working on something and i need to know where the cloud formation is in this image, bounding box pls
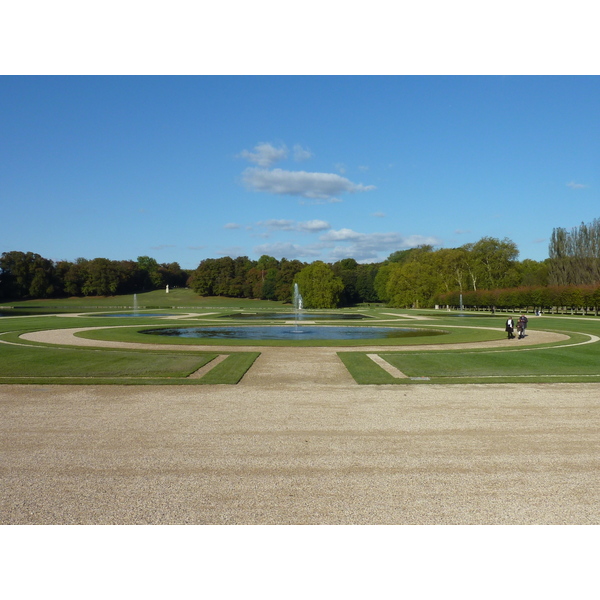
[259,219,331,233]
[249,225,442,263]
[243,168,375,201]
[320,229,442,262]
[253,241,325,259]
[238,142,375,202]
[239,142,288,167]
[293,144,313,161]
[567,181,588,189]
[150,244,176,250]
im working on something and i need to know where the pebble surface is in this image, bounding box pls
[2,381,599,524]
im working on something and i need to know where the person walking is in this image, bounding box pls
[506,316,515,339]
[517,314,528,339]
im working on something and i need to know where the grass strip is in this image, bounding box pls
[198,352,260,384]
[337,353,398,384]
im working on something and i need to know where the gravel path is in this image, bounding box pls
[1,382,599,524]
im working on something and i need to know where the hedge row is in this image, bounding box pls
[435,284,600,315]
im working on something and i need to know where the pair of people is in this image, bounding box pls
[505,314,528,339]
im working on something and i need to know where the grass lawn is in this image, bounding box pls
[2,294,600,385]
[339,314,600,384]
[0,309,260,384]
[1,288,291,311]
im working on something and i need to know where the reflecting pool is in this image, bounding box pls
[222,312,370,320]
[93,313,177,317]
[141,326,447,341]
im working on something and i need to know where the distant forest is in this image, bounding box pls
[2,219,600,310]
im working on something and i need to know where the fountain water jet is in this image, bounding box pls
[292,283,304,333]
[133,293,139,316]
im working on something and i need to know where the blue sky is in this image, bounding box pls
[1,75,598,269]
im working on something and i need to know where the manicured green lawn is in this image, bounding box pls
[0,311,259,384]
[0,343,216,378]
[1,288,291,311]
[3,296,600,385]
[339,314,600,384]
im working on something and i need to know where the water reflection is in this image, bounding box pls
[141,326,447,341]
[222,312,369,320]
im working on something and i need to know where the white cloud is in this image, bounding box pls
[299,197,343,205]
[242,168,375,200]
[293,144,313,161]
[298,219,330,232]
[402,235,441,247]
[224,222,241,229]
[320,229,442,262]
[567,181,588,189]
[259,219,297,231]
[239,142,288,167]
[253,241,325,260]
[320,228,362,241]
[371,211,386,218]
[217,246,245,258]
[257,219,331,233]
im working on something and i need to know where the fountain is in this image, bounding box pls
[292,283,304,333]
[133,293,139,316]
[137,281,448,342]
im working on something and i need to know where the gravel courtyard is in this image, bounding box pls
[2,377,599,524]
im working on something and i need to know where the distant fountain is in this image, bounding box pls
[133,293,139,316]
[292,283,304,332]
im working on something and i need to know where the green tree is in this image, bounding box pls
[82,258,121,296]
[373,262,395,303]
[55,258,89,296]
[386,251,438,308]
[137,256,164,289]
[229,256,254,298]
[463,237,519,290]
[189,258,218,296]
[332,258,359,305]
[387,246,433,264]
[434,247,468,294]
[518,259,549,287]
[355,263,380,302]
[294,261,344,308]
[0,251,56,299]
[274,258,305,302]
[548,219,600,285]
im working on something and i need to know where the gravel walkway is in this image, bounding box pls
[1,382,599,524]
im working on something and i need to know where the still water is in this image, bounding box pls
[141,326,447,341]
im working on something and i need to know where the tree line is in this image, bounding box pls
[548,218,600,286]
[0,237,543,307]
[438,284,600,315]
[2,218,599,309]
[0,252,188,300]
